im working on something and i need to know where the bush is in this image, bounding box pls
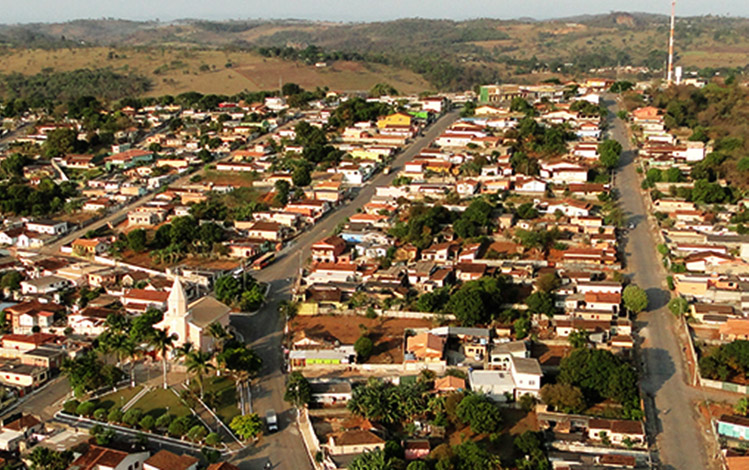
[205,432,221,446]
[187,425,207,442]
[666,276,675,290]
[76,401,97,417]
[107,408,123,423]
[354,335,374,362]
[201,447,221,464]
[122,408,143,427]
[155,413,173,430]
[93,408,108,421]
[168,416,193,437]
[139,415,155,431]
[63,400,80,414]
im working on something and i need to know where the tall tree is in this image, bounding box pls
[284,371,312,408]
[149,329,177,389]
[185,350,215,399]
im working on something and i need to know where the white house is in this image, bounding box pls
[469,355,542,401]
[307,263,359,284]
[25,220,67,236]
[514,177,546,194]
[20,276,71,295]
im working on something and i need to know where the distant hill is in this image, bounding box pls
[0,13,747,93]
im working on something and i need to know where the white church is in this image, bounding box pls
[155,277,232,353]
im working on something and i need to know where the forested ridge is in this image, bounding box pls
[0,68,152,105]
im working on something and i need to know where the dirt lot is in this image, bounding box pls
[202,170,260,188]
[290,315,433,364]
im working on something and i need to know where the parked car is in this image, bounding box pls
[265,409,278,433]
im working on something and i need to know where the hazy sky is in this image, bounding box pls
[4,0,747,24]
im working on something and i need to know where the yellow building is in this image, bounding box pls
[377,112,412,129]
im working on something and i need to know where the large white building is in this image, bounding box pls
[155,278,232,353]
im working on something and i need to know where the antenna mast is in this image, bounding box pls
[667,0,676,85]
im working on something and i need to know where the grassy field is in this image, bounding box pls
[202,376,241,424]
[94,385,144,411]
[0,47,431,96]
[131,387,192,418]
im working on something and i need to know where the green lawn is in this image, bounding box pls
[94,386,144,411]
[202,376,241,424]
[131,387,192,419]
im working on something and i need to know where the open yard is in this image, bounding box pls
[290,315,434,364]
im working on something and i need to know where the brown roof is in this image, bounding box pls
[3,414,40,431]
[600,454,636,467]
[4,300,65,316]
[727,456,749,470]
[589,418,644,435]
[331,429,384,446]
[2,333,59,346]
[434,375,465,391]
[124,289,169,302]
[144,450,198,470]
[406,333,445,358]
[72,445,131,470]
[584,292,621,304]
[720,319,749,338]
[248,221,281,232]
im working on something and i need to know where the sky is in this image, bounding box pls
[4,0,748,24]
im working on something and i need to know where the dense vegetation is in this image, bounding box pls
[0,68,151,108]
[558,349,643,420]
[646,81,749,189]
[0,177,78,216]
[699,340,749,382]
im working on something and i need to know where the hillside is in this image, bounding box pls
[0,47,430,97]
[0,13,748,94]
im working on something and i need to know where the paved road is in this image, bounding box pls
[606,97,712,470]
[229,110,460,470]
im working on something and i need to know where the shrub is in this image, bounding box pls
[107,408,123,423]
[139,415,155,431]
[187,425,207,442]
[205,432,221,446]
[155,413,173,430]
[168,416,193,437]
[201,447,221,464]
[93,408,108,421]
[76,401,97,417]
[122,408,143,427]
[63,400,80,415]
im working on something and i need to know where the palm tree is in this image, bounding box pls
[184,350,215,399]
[277,300,298,319]
[98,331,135,387]
[149,328,176,389]
[206,322,229,352]
[127,342,143,387]
[174,341,194,359]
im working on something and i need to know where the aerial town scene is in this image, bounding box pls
[0,1,748,469]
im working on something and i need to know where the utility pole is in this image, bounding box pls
[667,0,676,85]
